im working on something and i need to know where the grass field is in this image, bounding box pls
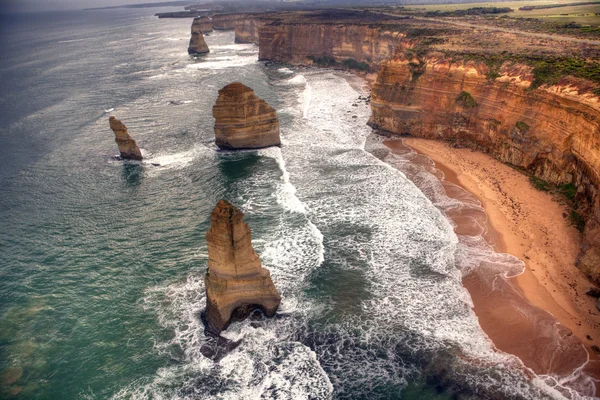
[398,0,600,26]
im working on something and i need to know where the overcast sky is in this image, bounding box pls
[0,0,179,12]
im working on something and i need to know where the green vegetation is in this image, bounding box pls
[559,183,578,200]
[307,55,338,67]
[307,56,372,73]
[424,6,513,16]
[529,176,551,191]
[530,57,600,88]
[569,210,586,233]
[445,52,600,88]
[456,91,478,108]
[515,121,530,133]
[342,58,371,72]
[519,2,600,11]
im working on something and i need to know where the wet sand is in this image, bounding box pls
[384,138,600,394]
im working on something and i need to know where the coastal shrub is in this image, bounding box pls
[444,52,600,87]
[531,57,600,88]
[456,91,478,109]
[515,121,530,133]
[559,183,577,200]
[569,210,586,233]
[342,58,371,72]
[529,176,551,191]
[308,55,338,67]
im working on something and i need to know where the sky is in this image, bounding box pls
[0,0,182,12]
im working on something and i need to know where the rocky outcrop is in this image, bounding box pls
[203,200,281,335]
[213,82,281,149]
[212,13,246,30]
[259,23,401,69]
[188,18,210,54]
[192,16,213,33]
[368,55,600,282]
[108,116,143,160]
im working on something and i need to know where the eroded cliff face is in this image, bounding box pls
[235,17,272,44]
[258,23,402,68]
[369,55,600,282]
[108,116,143,160]
[188,18,210,54]
[212,13,246,30]
[192,16,213,33]
[204,200,281,335]
[213,82,281,149]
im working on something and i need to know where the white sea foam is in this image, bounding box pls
[186,55,257,70]
[259,146,306,214]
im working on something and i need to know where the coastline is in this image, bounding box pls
[384,137,600,389]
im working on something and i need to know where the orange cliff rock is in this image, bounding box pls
[108,116,142,160]
[235,14,279,44]
[212,82,281,149]
[212,13,246,30]
[259,23,401,67]
[188,18,210,55]
[203,200,281,335]
[368,56,600,282]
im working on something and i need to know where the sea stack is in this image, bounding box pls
[213,82,281,149]
[108,116,143,160]
[203,200,281,335]
[188,18,210,55]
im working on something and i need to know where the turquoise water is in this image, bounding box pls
[0,8,593,400]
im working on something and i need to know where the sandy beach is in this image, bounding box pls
[385,138,600,387]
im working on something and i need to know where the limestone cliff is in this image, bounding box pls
[369,56,600,282]
[212,13,246,30]
[259,23,401,69]
[203,200,281,335]
[108,116,143,160]
[213,82,281,149]
[188,18,210,54]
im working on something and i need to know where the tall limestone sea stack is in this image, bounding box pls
[188,17,210,55]
[213,82,281,149]
[203,200,281,335]
[108,116,143,160]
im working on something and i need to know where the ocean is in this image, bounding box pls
[0,8,593,399]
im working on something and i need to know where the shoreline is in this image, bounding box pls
[384,137,600,391]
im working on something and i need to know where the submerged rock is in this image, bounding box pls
[108,116,143,160]
[212,82,281,149]
[203,200,281,335]
[188,17,210,54]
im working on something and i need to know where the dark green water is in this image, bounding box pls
[0,8,592,400]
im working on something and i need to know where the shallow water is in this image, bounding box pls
[0,8,595,400]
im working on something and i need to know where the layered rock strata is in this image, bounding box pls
[368,56,600,282]
[259,23,401,68]
[212,13,246,30]
[235,15,278,44]
[193,16,213,33]
[108,116,143,160]
[203,200,281,335]
[213,82,281,149]
[188,18,210,54]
